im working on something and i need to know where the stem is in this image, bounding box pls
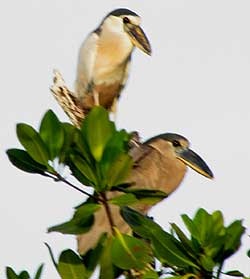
[216,262,224,279]
[44,172,100,202]
[101,192,115,233]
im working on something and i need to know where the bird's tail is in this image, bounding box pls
[77,203,131,255]
[50,70,85,128]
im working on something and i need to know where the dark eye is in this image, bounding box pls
[123,17,130,24]
[172,140,181,147]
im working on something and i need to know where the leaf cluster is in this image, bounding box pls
[6,265,43,279]
[7,107,132,192]
[6,108,250,279]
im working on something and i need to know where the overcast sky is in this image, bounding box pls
[1,1,250,278]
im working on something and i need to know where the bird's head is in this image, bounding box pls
[146,133,214,179]
[101,8,152,55]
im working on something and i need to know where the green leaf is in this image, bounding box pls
[18,271,30,279]
[111,229,152,270]
[48,217,94,235]
[6,267,19,279]
[68,160,93,186]
[142,270,159,279]
[110,193,138,206]
[181,214,200,241]
[16,123,50,166]
[224,220,245,258]
[247,249,250,258]
[82,106,115,161]
[99,236,115,279]
[74,130,93,165]
[199,254,215,271]
[6,149,47,175]
[58,249,87,279]
[151,234,198,268]
[106,153,133,188]
[83,233,107,274]
[121,207,199,269]
[120,206,151,239]
[59,123,77,163]
[225,270,245,277]
[193,208,212,245]
[70,154,97,186]
[74,203,101,218]
[48,203,100,235]
[100,129,130,174]
[170,223,197,257]
[118,188,168,205]
[39,110,64,160]
[34,264,44,279]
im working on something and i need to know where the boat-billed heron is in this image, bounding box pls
[77,133,213,254]
[75,8,151,114]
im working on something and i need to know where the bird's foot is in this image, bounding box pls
[93,90,100,106]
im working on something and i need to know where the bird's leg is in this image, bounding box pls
[93,90,100,106]
[110,97,118,121]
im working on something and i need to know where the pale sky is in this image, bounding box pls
[1,1,250,278]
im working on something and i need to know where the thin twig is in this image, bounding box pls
[44,172,100,202]
[216,262,224,279]
[101,192,115,233]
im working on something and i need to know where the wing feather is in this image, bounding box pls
[75,32,99,98]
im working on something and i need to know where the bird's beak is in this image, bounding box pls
[177,149,214,179]
[125,24,152,55]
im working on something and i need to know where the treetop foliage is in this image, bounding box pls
[6,107,250,278]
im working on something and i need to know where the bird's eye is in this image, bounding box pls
[172,140,181,147]
[123,17,130,24]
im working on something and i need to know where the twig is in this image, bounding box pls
[216,262,223,279]
[44,172,100,202]
[101,192,115,233]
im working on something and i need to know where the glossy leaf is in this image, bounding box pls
[247,249,250,258]
[59,123,76,163]
[225,270,245,277]
[181,214,200,240]
[106,153,133,188]
[6,267,19,279]
[109,193,138,206]
[99,237,114,279]
[111,230,152,270]
[16,123,49,166]
[121,207,199,268]
[6,149,47,175]
[18,271,30,279]
[48,217,93,235]
[170,222,197,257]
[100,129,130,174]
[224,220,245,257]
[118,188,168,205]
[58,249,87,279]
[193,208,212,244]
[82,106,115,161]
[70,154,97,186]
[199,254,215,271]
[73,129,93,165]
[151,234,198,268]
[48,203,100,235]
[142,270,159,279]
[39,110,64,160]
[83,233,107,274]
[34,264,44,279]
[68,160,93,186]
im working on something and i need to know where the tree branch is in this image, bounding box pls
[101,192,115,233]
[44,172,100,202]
